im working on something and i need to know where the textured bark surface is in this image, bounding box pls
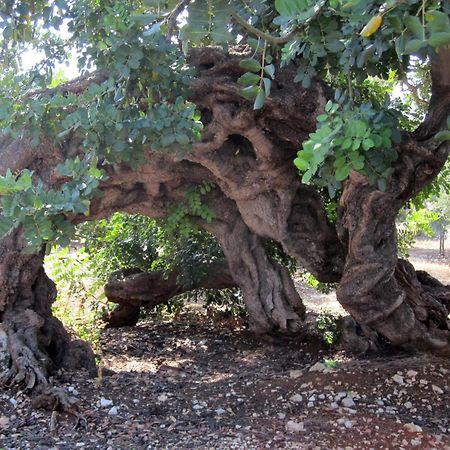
[104,261,237,327]
[1,46,450,388]
[337,141,450,353]
[0,229,96,389]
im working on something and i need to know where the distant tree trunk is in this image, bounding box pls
[439,221,445,257]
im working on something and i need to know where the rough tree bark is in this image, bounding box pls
[336,49,450,353]
[104,261,237,327]
[1,45,450,389]
[0,229,96,388]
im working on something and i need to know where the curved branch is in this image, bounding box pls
[230,2,324,46]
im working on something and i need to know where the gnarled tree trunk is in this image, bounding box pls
[1,45,450,390]
[0,229,96,389]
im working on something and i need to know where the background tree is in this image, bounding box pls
[1,0,450,391]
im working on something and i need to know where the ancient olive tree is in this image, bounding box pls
[1,0,450,389]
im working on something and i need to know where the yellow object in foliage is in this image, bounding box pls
[360,16,383,38]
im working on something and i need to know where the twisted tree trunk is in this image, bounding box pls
[1,46,450,390]
[0,229,96,389]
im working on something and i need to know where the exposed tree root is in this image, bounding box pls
[104,261,236,327]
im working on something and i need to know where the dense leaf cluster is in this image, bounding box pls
[0,0,449,248]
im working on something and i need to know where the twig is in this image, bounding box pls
[166,0,192,39]
[230,1,325,45]
[401,78,428,108]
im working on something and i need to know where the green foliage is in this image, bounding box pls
[0,156,105,251]
[396,206,439,257]
[294,93,400,197]
[0,0,449,250]
[299,271,336,294]
[165,182,216,237]
[315,308,339,346]
[45,246,111,349]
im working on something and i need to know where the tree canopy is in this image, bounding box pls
[0,0,450,391]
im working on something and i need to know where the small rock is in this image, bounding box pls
[8,398,17,407]
[157,394,168,402]
[100,398,113,408]
[286,420,304,433]
[404,423,422,433]
[344,420,353,429]
[432,385,444,395]
[290,394,303,403]
[289,370,302,379]
[392,374,404,385]
[277,413,286,420]
[193,404,203,410]
[215,408,226,415]
[341,397,356,408]
[309,362,326,373]
[406,370,418,378]
[0,416,9,428]
[404,401,413,409]
[108,406,118,416]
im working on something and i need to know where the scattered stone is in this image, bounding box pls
[0,416,9,428]
[108,406,118,416]
[432,385,444,395]
[289,370,302,379]
[286,421,304,433]
[100,398,113,408]
[309,362,326,373]
[406,370,418,378]
[392,374,404,385]
[404,423,422,433]
[341,396,356,408]
[344,420,353,429]
[215,408,226,415]
[277,413,286,420]
[157,394,169,402]
[290,394,303,403]
[8,398,17,407]
[404,401,413,409]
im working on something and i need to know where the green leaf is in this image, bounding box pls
[426,10,450,33]
[237,72,261,86]
[262,77,272,96]
[428,32,450,49]
[362,138,375,150]
[294,156,310,171]
[239,85,260,100]
[377,178,387,191]
[239,58,262,73]
[435,130,450,141]
[403,38,424,54]
[253,88,266,110]
[404,16,425,40]
[263,64,275,79]
[335,165,350,181]
[0,216,14,237]
[302,169,313,183]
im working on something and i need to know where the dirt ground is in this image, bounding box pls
[0,239,449,450]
